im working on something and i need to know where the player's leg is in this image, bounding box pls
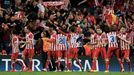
[78,47,84,56]
[22,49,28,71]
[52,51,57,71]
[16,60,23,68]
[105,47,113,72]
[91,48,99,72]
[14,52,24,71]
[67,48,73,72]
[100,47,107,71]
[54,51,59,72]
[63,50,68,71]
[11,59,15,72]
[56,51,62,71]
[115,49,124,72]
[27,49,34,72]
[67,58,72,72]
[124,50,132,72]
[28,57,33,72]
[42,52,48,71]
[11,53,17,72]
[64,55,68,71]
[74,48,83,71]
[90,49,95,72]
[43,51,51,71]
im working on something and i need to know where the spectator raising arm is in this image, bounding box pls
[77,0,87,6]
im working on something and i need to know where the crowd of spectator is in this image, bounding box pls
[0,0,134,55]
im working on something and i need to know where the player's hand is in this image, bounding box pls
[77,2,82,6]
[54,21,58,25]
[77,3,80,6]
[56,27,59,30]
[128,41,132,45]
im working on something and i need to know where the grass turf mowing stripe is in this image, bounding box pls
[0,72,133,75]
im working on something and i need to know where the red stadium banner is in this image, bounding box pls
[43,1,64,7]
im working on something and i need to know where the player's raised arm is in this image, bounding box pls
[47,38,55,42]
[56,27,68,36]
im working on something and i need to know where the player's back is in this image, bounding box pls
[56,34,67,51]
[69,33,79,48]
[107,32,118,48]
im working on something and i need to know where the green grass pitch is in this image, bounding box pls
[0,72,134,75]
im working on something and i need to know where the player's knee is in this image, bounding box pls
[58,57,61,61]
[47,59,50,62]
[11,59,15,62]
[14,59,17,62]
[126,60,130,62]
[47,57,50,60]
[68,59,72,63]
[93,57,97,60]
[64,57,67,60]
[125,57,130,62]
[29,58,32,61]
[22,55,25,59]
[117,58,121,61]
[121,59,124,62]
[105,58,109,61]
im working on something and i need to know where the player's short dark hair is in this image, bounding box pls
[12,30,18,35]
[70,26,76,32]
[110,25,117,32]
[42,32,47,37]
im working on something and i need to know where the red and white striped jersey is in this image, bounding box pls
[130,31,134,44]
[107,32,118,48]
[25,32,34,49]
[119,33,130,50]
[69,33,79,48]
[12,35,19,53]
[56,34,67,51]
[96,33,107,48]
[50,33,57,51]
[90,33,97,49]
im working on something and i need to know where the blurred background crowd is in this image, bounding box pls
[0,0,134,55]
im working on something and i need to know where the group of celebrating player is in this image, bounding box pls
[10,24,134,73]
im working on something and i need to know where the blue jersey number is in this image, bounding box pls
[110,36,115,43]
[59,38,66,44]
